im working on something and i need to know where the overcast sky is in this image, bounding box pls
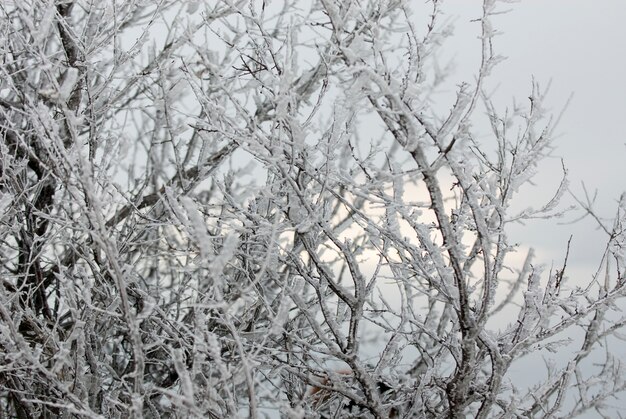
[434,1,625,287]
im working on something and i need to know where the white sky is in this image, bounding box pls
[438,1,625,284]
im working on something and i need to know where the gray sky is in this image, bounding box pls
[439,1,625,283]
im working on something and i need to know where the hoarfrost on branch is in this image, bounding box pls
[0,1,624,418]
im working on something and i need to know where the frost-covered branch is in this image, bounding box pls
[0,0,624,418]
